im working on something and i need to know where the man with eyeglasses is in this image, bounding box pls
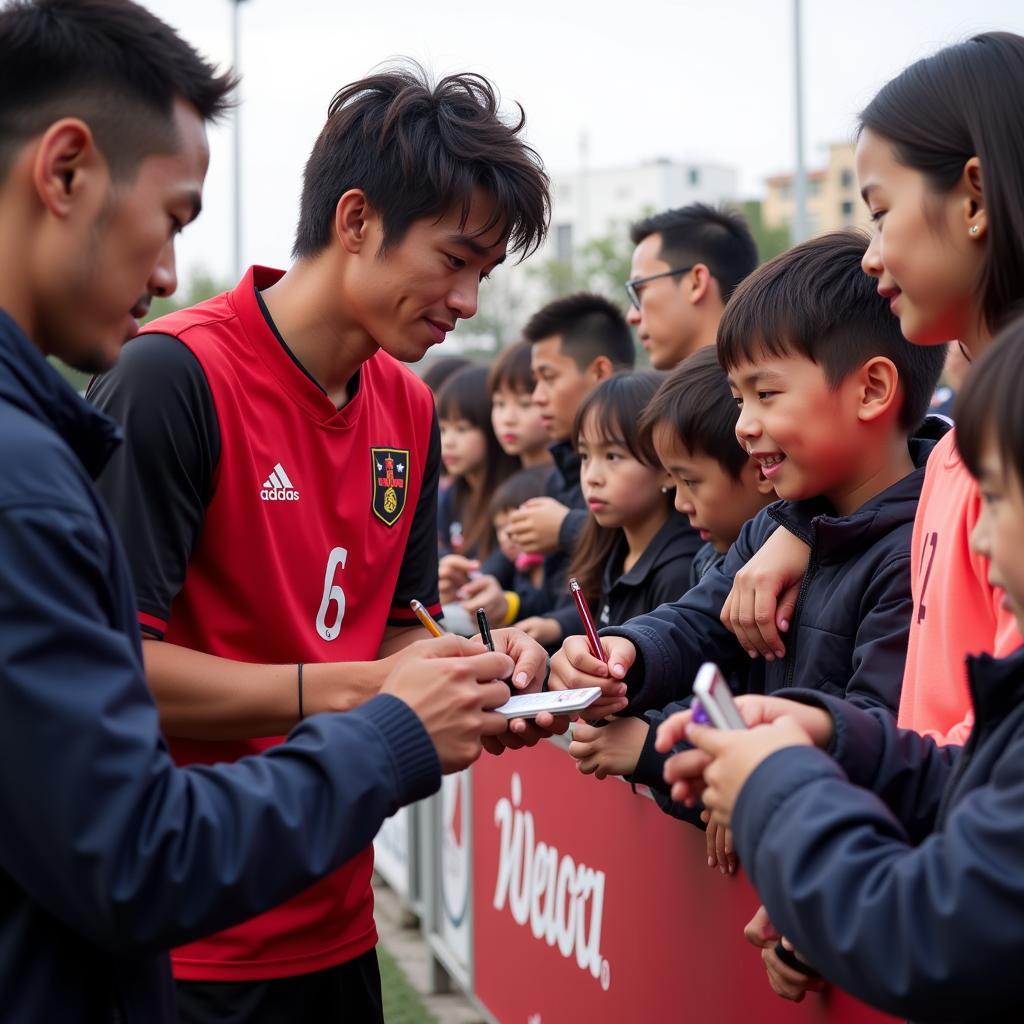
[626,204,758,369]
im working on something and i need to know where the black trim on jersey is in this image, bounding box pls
[254,288,361,405]
[88,334,220,638]
[387,411,443,627]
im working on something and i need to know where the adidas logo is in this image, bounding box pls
[260,462,300,502]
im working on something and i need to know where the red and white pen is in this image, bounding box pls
[568,576,608,663]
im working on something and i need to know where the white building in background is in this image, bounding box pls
[539,157,740,264]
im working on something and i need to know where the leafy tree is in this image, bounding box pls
[741,199,790,264]
[527,232,633,311]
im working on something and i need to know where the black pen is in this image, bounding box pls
[476,607,494,651]
[477,607,515,695]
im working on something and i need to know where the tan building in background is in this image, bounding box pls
[762,142,871,238]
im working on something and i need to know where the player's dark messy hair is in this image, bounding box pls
[294,62,550,261]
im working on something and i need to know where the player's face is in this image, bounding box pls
[857,128,983,350]
[971,435,1024,636]
[38,99,208,373]
[354,189,508,363]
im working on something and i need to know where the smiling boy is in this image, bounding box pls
[551,231,947,723]
[89,67,550,1023]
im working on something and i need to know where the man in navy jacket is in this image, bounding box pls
[0,3,540,1021]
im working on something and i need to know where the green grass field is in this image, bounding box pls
[379,945,437,1024]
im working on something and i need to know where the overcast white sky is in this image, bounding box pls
[145,0,1024,288]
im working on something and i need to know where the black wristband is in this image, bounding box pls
[774,941,820,978]
[297,662,305,721]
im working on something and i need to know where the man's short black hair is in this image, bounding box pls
[717,230,947,432]
[293,63,550,261]
[522,293,635,371]
[0,0,235,180]
[630,203,758,302]
[640,346,747,479]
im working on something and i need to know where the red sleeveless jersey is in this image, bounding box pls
[140,267,439,980]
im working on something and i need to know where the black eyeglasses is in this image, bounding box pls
[624,266,694,310]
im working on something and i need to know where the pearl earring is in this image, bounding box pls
[970,224,980,235]
[661,486,670,494]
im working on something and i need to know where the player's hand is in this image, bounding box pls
[568,716,647,779]
[745,906,825,1003]
[516,615,562,647]
[548,634,632,720]
[439,553,480,604]
[458,575,509,624]
[382,649,513,773]
[719,528,808,660]
[479,627,570,755]
[507,497,569,555]
[701,809,738,875]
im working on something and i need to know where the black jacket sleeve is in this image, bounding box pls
[786,690,960,843]
[88,334,217,635]
[0,497,440,955]
[601,516,770,714]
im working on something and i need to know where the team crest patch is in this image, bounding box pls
[371,447,409,526]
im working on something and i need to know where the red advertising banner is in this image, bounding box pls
[472,740,895,1023]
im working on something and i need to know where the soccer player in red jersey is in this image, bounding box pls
[90,67,552,1023]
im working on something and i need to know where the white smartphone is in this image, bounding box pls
[495,687,603,720]
[692,663,746,730]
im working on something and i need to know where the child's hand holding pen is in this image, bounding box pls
[546,578,631,720]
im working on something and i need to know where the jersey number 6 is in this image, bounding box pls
[316,546,348,641]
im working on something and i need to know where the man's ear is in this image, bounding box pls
[687,263,714,305]
[588,354,615,382]
[31,118,99,218]
[334,188,374,255]
[742,457,776,496]
[856,356,901,424]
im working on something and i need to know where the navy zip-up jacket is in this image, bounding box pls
[0,310,441,1023]
[603,434,941,719]
[737,646,1024,1023]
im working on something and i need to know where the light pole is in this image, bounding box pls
[231,0,249,279]
[791,0,809,243]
